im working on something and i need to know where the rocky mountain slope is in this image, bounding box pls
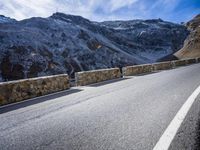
[175,14,200,59]
[0,12,188,81]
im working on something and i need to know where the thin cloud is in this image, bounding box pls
[0,0,199,22]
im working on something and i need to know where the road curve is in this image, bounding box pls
[0,64,200,150]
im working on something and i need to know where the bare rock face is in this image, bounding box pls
[0,12,188,81]
[175,14,200,59]
[186,14,200,30]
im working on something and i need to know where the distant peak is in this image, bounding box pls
[194,14,200,19]
[50,12,90,24]
[145,18,164,23]
[0,15,6,17]
[0,15,16,23]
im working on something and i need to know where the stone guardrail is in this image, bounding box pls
[152,61,173,71]
[122,64,153,76]
[172,59,187,67]
[186,58,198,64]
[75,68,121,86]
[172,58,198,67]
[0,74,70,106]
[197,58,200,63]
[0,58,199,106]
[123,58,199,76]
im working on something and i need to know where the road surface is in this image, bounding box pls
[0,64,200,150]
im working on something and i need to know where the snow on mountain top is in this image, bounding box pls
[50,12,91,25]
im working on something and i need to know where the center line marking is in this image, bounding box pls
[153,84,200,150]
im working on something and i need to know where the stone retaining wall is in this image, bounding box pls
[75,68,121,86]
[0,74,69,106]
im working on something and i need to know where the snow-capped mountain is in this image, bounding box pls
[0,13,189,81]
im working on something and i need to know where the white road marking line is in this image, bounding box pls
[153,85,200,150]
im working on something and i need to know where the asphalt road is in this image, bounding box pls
[169,95,200,150]
[0,64,200,150]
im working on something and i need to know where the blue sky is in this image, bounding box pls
[0,0,199,23]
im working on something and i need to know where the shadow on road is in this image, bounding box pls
[133,71,159,76]
[88,78,130,87]
[0,89,83,114]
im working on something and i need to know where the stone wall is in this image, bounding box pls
[0,74,69,106]
[197,58,200,63]
[122,64,153,76]
[172,60,187,67]
[186,58,197,64]
[152,61,173,71]
[75,68,121,86]
[1,58,200,106]
[123,58,200,76]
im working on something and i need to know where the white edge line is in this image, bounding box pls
[153,84,200,150]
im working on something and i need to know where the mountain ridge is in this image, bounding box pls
[0,12,189,81]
